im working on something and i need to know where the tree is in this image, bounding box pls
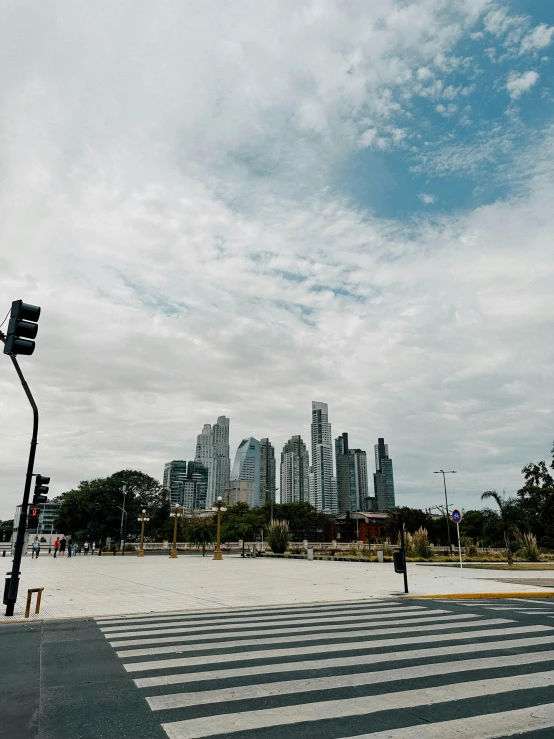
[185,517,216,556]
[481,490,521,560]
[55,470,166,543]
[517,444,554,542]
[0,519,13,542]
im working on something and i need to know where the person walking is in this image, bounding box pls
[84,540,90,556]
[31,537,40,559]
[67,538,73,558]
[73,542,78,557]
[59,536,66,557]
[91,541,95,556]
[54,537,60,558]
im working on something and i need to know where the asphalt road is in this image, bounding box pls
[3,597,554,739]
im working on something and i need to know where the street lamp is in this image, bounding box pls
[169,506,182,559]
[119,484,127,554]
[434,470,457,556]
[212,496,227,561]
[137,509,149,558]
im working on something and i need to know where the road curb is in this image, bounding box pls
[408,592,554,599]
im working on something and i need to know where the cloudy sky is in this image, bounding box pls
[1,0,553,519]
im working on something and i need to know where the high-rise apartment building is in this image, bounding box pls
[259,438,276,505]
[309,401,338,514]
[230,437,260,507]
[195,416,230,507]
[335,432,368,513]
[280,435,310,504]
[163,460,189,508]
[373,437,395,511]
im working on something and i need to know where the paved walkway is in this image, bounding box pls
[2,554,554,621]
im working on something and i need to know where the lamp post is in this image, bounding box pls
[119,484,127,554]
[212,496,227,561]
[169,506,182,559]
[434,470,457,556]
[137,509,149,558]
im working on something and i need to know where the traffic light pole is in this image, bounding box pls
[5,353,39,616]
[399,524,409,594]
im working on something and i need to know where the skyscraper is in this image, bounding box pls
[163,460,189,508]
[230,437,260,507]
[259,438,276,505]
[373,437,395,511]
[309,401,338,514]
[335,432,369,514]
[280,435,310,504]
[195,416,230,508]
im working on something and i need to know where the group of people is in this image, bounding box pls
[49,537,95,557]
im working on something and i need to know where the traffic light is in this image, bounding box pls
[393,549,406,573]
[392,513,402,526]
[33,475,50,505]
[3,300,41,356]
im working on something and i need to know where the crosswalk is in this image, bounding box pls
[440,597,554,617]
[96,598,554,739]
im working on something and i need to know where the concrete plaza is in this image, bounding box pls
[2,553,554,622]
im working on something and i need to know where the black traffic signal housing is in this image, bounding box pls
[393,549,406,573]
[27,506,40,527]
[3,300,41,356]
[392,512,402,526]
[33,475,50,505]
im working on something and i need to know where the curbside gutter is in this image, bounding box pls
[408,592,554,599]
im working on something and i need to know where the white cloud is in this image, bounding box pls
[519,24,554,54]
[418,192,436,204]
[506,70,540,99]
[1,0,553,520]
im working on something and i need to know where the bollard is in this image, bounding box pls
[377,550,384,563]
[25,588,44,618]
[2,550,5,557]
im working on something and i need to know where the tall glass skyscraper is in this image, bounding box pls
[373,437,395,511]
[335,432,368,513]
[309,401,338,514]
[231,437,261,507]
[280,435,310,504]
[195,416,230,508]
[163,460,189,508]
[259,438,276,505]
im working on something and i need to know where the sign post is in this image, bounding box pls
[452,509,463,575]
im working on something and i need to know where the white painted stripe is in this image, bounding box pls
[110,613,474,658]
[124,621,539,673]
[148,647,554,710]
[135,631,554,688]
[101,605,424,635]
[336,702,554,739]
[161,670,554,739]
[513,598,554,605]
[96,599,394,625]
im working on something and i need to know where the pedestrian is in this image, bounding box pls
[91,541,95,556]
[73,542,78,557]
[59,536,66,557]
[67,537,73,558]
[84,540,90,556]
[32,537,40,559]
[54,537,60,558]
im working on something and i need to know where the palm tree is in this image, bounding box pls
[481,490,519,564]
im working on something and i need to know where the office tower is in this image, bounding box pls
[335,432,369,514]
[230,437,261,507]
[227,479,256,507]
[373,437,396,511]
[309,401,338,514]
[163,460,189,507]
[259,438,276,505]
[280,435,310,504]
[195,416,231,507]
[183,460,209,511]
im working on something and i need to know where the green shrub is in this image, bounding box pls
[412,527,433,558]
[267,520,291,554]
[518,532,540,561]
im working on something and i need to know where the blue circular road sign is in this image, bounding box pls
[452,509,462,524]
